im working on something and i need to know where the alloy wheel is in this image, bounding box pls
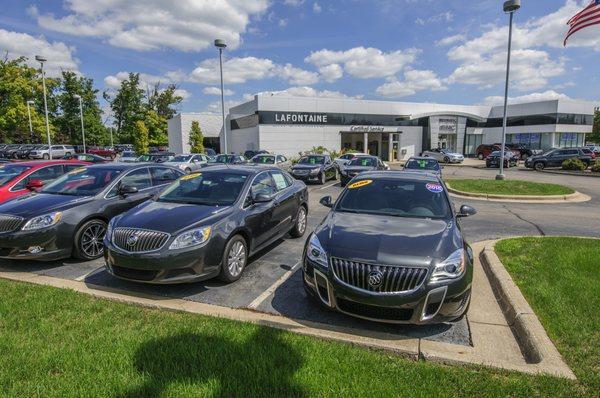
[297,207,307,235]
[227,241,246,277]
[80,222,106,258]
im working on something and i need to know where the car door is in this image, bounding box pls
[10,164,67,193]
[269,170,297,236]
[244,171,278,249]
[102,167,155,218]
[51,145,65,158]
[548,150,566,167]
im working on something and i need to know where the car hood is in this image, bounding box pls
[315,212,461,265]
[444,152,463,157]
[344,166,376,173]
[292,164,321,170]
[163,162,186,167]
[115,200,232,235]
[0,193,93,218]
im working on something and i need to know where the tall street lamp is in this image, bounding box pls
[26,100,34,142]
[73,94,86,153]
[497,0,521,181]
[214,39,227,154]
[35,55,52,159]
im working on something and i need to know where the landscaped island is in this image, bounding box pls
[446,179,575,196]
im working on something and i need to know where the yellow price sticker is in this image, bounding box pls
[348,179,373,189]
[68,167,87,175]
[181,172,201,181]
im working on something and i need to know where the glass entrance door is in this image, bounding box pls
[438,134,457,151]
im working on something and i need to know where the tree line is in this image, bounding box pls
[0,55,183,151]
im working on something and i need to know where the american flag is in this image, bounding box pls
[564,0,600,45]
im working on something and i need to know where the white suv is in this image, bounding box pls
[29,145,73,159]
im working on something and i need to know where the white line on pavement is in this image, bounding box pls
[74,266,102,282]
[247,260,302,310]
[318,182,338,190]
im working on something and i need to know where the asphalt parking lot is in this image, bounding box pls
[0,164,598,348]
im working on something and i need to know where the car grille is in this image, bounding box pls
[111,265,159,281]
[293,169,309,175]
[113,228,169,253]
[331,257,428,294]
[0,215,23,233]
[336,297,413,321]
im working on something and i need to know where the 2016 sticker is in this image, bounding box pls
[426,183,443,193]
[348,179,373,189]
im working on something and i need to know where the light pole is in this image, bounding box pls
[497,0,521,181]
[215,39,227,154]
[26,100,34,142]
[35,55,52,159]
[73,94,86,153]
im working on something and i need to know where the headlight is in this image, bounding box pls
[22,212,62,231]
[310,168,320,175]
[431,249,465,282]
[307,234,328,267]
[169,226,212,250]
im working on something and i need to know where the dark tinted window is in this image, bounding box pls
[158,171,248,206]
[271,171,291,191]
[404,159,440,171]
[119,168,152,190]
[336,178,451,219]
[252,155,275,164]
[42,167,122,196]
[349,157,376,167]
[151,167,180,186]
[0,165,31,187]
[251,172,276,196]
[13,165,65,190]
[299,156,325,165]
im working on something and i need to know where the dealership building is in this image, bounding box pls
[169,95,596,161]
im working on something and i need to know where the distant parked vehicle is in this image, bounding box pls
[15,144,36,159]
[334,152,369,169]
[579,147,597,160]
[500,143,542,160]
[485,151,518,169]
[164,154,209,173]
[403,157,442,177]
[422,148,464,164]
[475,144,519,160]
[208,154,247,165]
[138,152,176,163]
[244,149,268,159]
[1,145,24,159]
[62,153,110,164]
[29,145,73,159]
[339,155,388,186]
[117,151,139,163]
[524,148,592,171]
[290,154,338,185]
[114,144,133,153]
[250,154,291,171]
[585,144,600,155]
[204,148,217,157]
[87,146,116,159]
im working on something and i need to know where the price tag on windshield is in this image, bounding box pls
[181,173,201,181]
[348,179,373,189]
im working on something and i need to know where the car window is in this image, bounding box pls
[158,171,248,206]
[107,168,152,197]
[251,172,276,196]
[151,167,180,186]
[276,155,286,163]
[12,165,65,190]
[283,172,294,186]
[65,164,86,172]
[42,167,123,196]
[253,155,275,164]
[271,171,291,191]
[0,164,32,187]
[405,159,440,171]
[299,155,325,165]
[349,157,376,167]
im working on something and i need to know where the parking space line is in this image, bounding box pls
[318,182,338,190]
[247,260,302,310]
[74,266,102,282]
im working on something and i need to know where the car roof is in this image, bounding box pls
[84,162,167,171]
[202,164,280,175]
[407,156,438,161]
[5,160,88,168]
[356,170,441,183]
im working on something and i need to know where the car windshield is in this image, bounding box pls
[0,165,32,186]
[299,156,325,165]
[336,178,451,219]
[490,151,501,156]
[252,155,275,164]
[157,171,248,206]
[122,151,136,157]
[172,155,192,162]
[349,157,376,167]
[405,159,440,171]
[214,155,236,163]
[41,167,123,196]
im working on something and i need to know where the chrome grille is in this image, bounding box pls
[331,257,428,294]
[113,228,169,253]
[0,215,23,233]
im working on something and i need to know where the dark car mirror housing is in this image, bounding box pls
[118,184,138,197]
[252,193,274,203]
[26,178,44,190]
[457,204,477,218]
[320,196,333,208]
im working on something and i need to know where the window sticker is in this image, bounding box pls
[272,173,287,190]
[418,160,427,168]
[348,179,373,189]
[426,183,443,193]
[309,158,316,164]
[181,173,201,181]
[68,167,87,175]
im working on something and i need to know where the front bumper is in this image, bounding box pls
[104,237,225,284]
[302,256,472,325]
[0,225,72,260]
[290,171,321,182]
[448,157,464,164]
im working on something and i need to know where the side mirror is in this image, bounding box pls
[319,196,333,208]
[252,192,274,203]
[26,179,44,191]
[457,205,477,218]
[118,184,138,197]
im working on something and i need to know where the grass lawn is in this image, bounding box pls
[0,278,593,397]
[446,179,574,196]
[495,237,599,396]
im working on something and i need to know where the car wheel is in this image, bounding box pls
[319,172,326,185]
[290,206,307,238]
[534,162,544,171]
[43,153,49,160]
[219,235,248,283]
[73,219,107,260]
[65,152,71,156]
[443,156,450,164]
[477,153,484,160]
[521,153,528,160]
[184,167,191,173]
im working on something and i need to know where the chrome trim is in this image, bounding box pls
[112,227,170,254]
[420,286,447,322]
[313,269,333,307]
[0,214,24,233]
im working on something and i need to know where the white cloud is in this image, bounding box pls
[276,63,319,85]
[29,0,269,52]
[376,69,446,98]
[305,46,420,79]
[256,86,363,99]
[0,28,79,77]
[284,0,305,5]
[435,34,465,47]
[318,64,343,82]
[104,71,171,89]
[415,12,453,26]
[279,19,288,27]
[174,89,191,100]
[203,86,234,96]
[482,90,573,106]
[313,2,322,13]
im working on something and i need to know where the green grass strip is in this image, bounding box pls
[447,179,574,196]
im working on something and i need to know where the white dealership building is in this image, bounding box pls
[169,95,595,161]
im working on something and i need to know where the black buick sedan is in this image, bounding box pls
[303,171,476,324]
[339,155,388,186]
[104,165,308,284]
[290,154,337,184]
[0,163,182,261]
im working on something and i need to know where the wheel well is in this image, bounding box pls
[74,215,109,235]
[230,229,251,252]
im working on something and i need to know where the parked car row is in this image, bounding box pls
[0,144,76,160]
[524,147,594,171]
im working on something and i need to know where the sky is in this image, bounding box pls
[1,0,600,116]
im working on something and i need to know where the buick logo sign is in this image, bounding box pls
[368,270,384,288]
[127,232,140,246]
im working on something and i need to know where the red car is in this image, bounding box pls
[86,146,116,159]
[0,160,88,204]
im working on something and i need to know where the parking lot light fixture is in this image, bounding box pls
[35,55,52,159]
[215,39,227,154]
[26,100,34,141]
[73,94,86,153]
[497,0,521,181]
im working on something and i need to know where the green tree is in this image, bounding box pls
[132,120,149,154]
[590,108,600,144]
[104,73,145,144]
[188,121,204,153]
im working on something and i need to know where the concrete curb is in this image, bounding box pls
[479,243,576,380]
[541,169,600,178]
[446,184,590,203]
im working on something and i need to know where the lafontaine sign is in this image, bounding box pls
[273,113,328,124]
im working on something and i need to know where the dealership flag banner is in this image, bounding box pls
[564,0,600,45]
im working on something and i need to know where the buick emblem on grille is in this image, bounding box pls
[368,270,384,287]
[127,232,140,246]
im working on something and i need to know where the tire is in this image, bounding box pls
[219,235,248,283]
[184,167,191,173]
[42,153,49,160]
[534,162,545,171]
[319,172,326,185]
[73,219,107,260]
[65,152,71,156]
[443,156,450,164]
[477,153,484,160]
[289,206,307,238]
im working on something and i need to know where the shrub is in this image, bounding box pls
[591,160,600,173]
[562,157,586,171]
